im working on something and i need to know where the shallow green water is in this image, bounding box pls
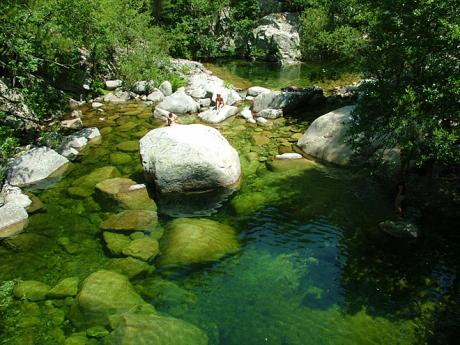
[204,60,361,91]
[0,97,459,344]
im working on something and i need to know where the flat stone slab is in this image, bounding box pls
[6,147,69,187]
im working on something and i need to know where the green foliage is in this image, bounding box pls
[299,0,368,63]
[349,0,460,167]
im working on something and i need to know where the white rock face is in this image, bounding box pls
[251,13,301,64]
[247,86,271,97]
[0,203,28,238]
[297,106,355,166]
[198,105,239,124]
[139,124,241,193]
[1,184,32,209]
[257,108,283,119]
[146,90,164,103]
[275,153,303,160]
[6,147,69,187]
[159,81,173,97]
[156,91,200,114]
[105,80,123,90]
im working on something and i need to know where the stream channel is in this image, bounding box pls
[0,63,459,344]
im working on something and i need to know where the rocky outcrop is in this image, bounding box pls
[0,80,39,132]
[198,105,239,124]
[140,124,241,194]
[158,218,240,267]
[6,147,70,188]
[251,13,302,64]
[155,91,200,114]
[297,106,355,166]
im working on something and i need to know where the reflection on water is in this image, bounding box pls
[205,60,361,91]
[0,98,458,345]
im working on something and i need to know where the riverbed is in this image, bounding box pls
[0,64,458,345]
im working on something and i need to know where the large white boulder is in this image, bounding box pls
[0,203,28,238]
[6,147,70,187]
[198,105,239,124]
[211,87,242,106]
[155,91,200,114]
[139,124,241,193]
[297,106,355,166]
[251,13,302,64]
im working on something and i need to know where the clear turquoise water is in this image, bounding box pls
[0,91,459,344]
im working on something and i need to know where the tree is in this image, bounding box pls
[349,0,460,167]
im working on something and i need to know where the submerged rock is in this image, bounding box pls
[122,237,159,261]
[140,124,241,194]
[70,270,152,328]
[108,257,152,278]
[106,311,208,345]
[48,277,79,298]
[71,166,121,193]
[100,210,158,232]
[198,105,239,123]
[158,218,240,267]
[297,106,355,166]
[103,232,132,256]
[6,147,69,188]
[14,280,51,301]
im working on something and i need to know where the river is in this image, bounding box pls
[0,63,458,345]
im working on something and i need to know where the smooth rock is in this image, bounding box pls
[103,232,132,256]
[1,184,32,209]
[156,91,199,114]
[100,210,158,232]
[159,81,173,97]
[122,237,159,261]
[106,311,208,345]
[198,105,239,124]
[116,141,138,152]
[96,178,156,210]
[211,88,242,106]
[92,102,103,109]
[256,117,268,125]
[257,108,283,119]
[6,147,69,187]
[140,124,241,193]
[297,106,355,166]
[48,277,79,298]
[239,107,254,122]
[0,203,28,238]
[105,80,123,90]
[69,270,151,328]
[158,218,240,267]
[108,257,152,278]
[198,98,211,108]
[146,90,165,102]
[247,86,271,97]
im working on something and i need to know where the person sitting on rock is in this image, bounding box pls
[216,94,225,111]
[167,112,177,126]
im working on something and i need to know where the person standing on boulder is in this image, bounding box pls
[216,94,225,111]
